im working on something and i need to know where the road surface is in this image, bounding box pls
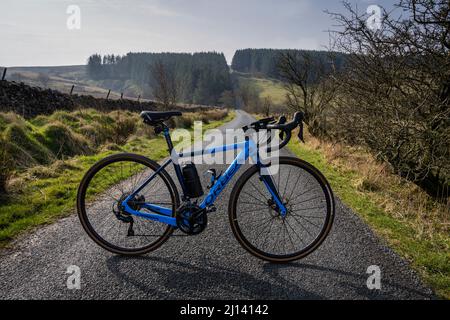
[0,110,434,300]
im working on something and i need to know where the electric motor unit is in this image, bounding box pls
[182,163,204,198]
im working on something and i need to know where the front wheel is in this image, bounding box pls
[229,157,335,263]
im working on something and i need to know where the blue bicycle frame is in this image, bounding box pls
[122,127,287,227]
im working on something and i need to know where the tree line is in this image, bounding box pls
[87,52,232,106]
[231,48,347,79]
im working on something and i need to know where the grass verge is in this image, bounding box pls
[0,109,235,247]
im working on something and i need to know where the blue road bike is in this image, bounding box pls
[77,111,335,263]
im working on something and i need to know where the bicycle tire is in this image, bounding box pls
[229,156,335,263]
[77,153,180,256]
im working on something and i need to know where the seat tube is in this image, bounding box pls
[163,126,188,196]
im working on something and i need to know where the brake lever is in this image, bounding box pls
[298,121,305,143]
[277,116,287,140]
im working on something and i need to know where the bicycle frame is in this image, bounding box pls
[122,128,287,227]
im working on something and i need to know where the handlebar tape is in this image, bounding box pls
[243,112,305,151]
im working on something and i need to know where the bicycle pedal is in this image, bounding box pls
[206,206,217,213]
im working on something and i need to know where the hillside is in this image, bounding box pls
[234,72,287,106]
[6,51,234,106]
[5,65,125,99]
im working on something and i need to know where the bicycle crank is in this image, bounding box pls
[176,203,208,236]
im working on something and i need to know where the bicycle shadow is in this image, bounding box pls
[262,263,434,300]
[106,255,323,300]
[106,255,433,300]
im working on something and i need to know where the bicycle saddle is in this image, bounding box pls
[140,111,182,125]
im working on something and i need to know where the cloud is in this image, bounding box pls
[137,3,182,17]
[83,0,184,17]
[3,0,386,66]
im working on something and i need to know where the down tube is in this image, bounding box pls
[199,144,251,209]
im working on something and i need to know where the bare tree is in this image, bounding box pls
[277,51,340,137]
[219,90,236,108]
[263,97,272,117]
[237,82,261,113]
[328,0,450,197]
[150,60,178,109]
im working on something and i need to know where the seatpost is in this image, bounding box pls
[162,125,174,152]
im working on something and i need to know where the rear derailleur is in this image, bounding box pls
[113,193,145,237]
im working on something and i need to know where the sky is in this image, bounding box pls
[0,0,396,67]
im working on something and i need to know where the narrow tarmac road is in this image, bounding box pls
[0,110,434,300]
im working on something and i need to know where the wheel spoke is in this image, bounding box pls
[286,172,302,201]
[288,213,318,238]
[241,191,269,206]
[290,213,323,229]
[282,167,292,199]
[284,218,307,245]
[249,180,270,202]
[238,201,268,208]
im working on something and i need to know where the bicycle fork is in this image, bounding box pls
[259,173,288,218]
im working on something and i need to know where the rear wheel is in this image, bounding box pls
[229,157,335,263]
[77,153,179,256]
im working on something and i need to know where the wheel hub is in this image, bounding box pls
[267,198,289,218]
